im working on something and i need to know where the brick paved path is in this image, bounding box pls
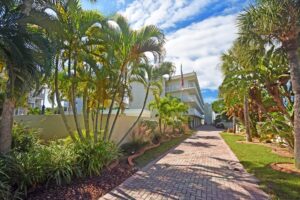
[100,126,269,200]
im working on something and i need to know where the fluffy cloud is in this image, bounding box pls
[165,14,238,90]
[119,0,239,90]
[120,0,213,29]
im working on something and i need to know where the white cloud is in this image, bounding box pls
[165,14,238,90]
[119,0,214,29]
[118,1,239,90]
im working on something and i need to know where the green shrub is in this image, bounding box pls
[45,141,79,186]
[0,159,13,200]
[12,123,39,153]
[4,147,50,196]
[74,141,119,176]
[1,125,120,199]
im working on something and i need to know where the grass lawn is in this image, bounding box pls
[135,134,189,168]
[221,133,300,200]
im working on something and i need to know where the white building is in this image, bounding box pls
[129,72,205,128]
[15,90,46,115]
[165,72,205,128]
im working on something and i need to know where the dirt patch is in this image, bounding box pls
[28,162,137,200]
[270,162,300,176]
[271,147,293,158]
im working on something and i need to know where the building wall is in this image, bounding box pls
[128,82,155,109]
[15,114,151,145]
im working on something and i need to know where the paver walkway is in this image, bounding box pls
[100,126,269,200]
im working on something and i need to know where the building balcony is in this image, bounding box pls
[188,108,204,118]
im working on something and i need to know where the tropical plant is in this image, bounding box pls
[237,0,300,168]
[98,15,166,141]
[12,123,39,153]
[0,0,53,153]
[74,140,119,176]
[149,95,188,135]
[117,62,175,146]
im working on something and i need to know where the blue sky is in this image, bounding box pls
[81,0,252,103]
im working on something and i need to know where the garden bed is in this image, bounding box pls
[28,162,136,200]
[270,162,300,176]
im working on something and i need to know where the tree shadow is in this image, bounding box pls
[189,135,220,140]
[182,141,216,148]
[169,149,184,154]
[105,161,268,200]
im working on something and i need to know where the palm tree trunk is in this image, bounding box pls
[82,87,91,140]
[103,72,122,140]
[70,53,84,140]
[54,56,76,141]
[117,84,150,146]
[159,118,162,134]
[100,99,105,140]
[0,98,15,153]
[244,95,252,142]
[94,103,100,143]
[233,113,236,134]
[108,73,128,141]
[285,40,300,169]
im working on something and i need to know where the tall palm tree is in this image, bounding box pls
[99,15,165,140]
[0,0,53,153]
[47,0,103,141]
[238,0,300,168]
[117,62,175,146]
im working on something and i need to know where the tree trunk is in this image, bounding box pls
[244,95,252,142]
[54,56,76,141]
[117,84,150,146]
[99,99,105,140]
[0,98,15,153]
[285,40,300,169]
[103,72,122,140]
[108,73,128,141]
[94,103,100,143]
[232,114,236,134]
[82,87,90,140]
[159,118,162,134]
[69,53,84,140]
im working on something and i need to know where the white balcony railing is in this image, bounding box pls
[188,108,202,118]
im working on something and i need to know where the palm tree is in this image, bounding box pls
[99,15,165,141]
[0,0,53,153]
[46,0,103,141]
[238,0,300,168]
[117,62,175,146]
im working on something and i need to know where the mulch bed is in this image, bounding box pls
[28,162,137,200]
[270,162,300,176]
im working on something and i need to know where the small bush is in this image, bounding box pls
[0,159,13,200]
[45,141,79,186]
[1,125,121,199]
[4,147,50,196]
[12,123,39,153]
[74,141,119,176]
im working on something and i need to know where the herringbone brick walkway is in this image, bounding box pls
[100,126,269,200]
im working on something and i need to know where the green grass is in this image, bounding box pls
[221,133,300,200]
[135,135,189,168]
